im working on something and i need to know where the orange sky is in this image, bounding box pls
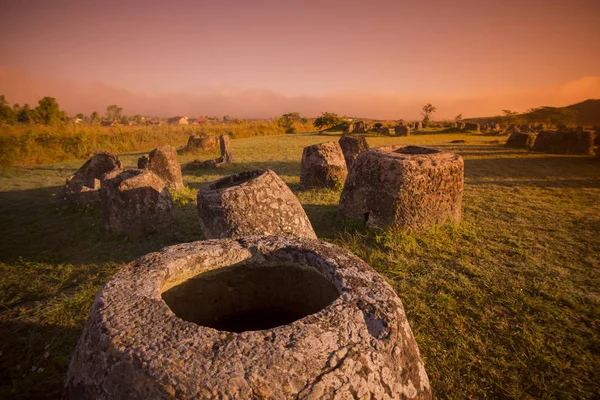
[1,0,599,119]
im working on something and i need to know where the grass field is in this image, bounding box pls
[1,131,599,398]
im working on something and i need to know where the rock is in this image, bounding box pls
[395,125,411,136]
[300,142,348,189]
[186,135,216,151]
[532,130,594,155]
[338,145,464,232]
[338,136,369,170]
[137,155,149,169]
[138,146,184,190]
[345,120,366,134]
[519,124,531,132]
[100,169,175,235]
[188,134,233,169]
[56,151,122,206]
[505,131,538,149]
[219,134,233,164]
[66,236,431,400]
[464,123,480,132]
[378,127,391,135]
[197,169,316,239]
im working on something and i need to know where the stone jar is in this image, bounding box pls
[137,146,184,190]
[338,136,369,170]
[67,236,431,399]
[197,169,316,239]
[338,145,464,232]
[100,169,175,236]
[300,142,348,189]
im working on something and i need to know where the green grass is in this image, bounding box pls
[1,131,599,398]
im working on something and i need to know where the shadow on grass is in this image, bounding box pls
[463,155,600,186]
[0,320,78,400]
[302,203,339,239]
[0,186,203,265]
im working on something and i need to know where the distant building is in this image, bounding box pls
[168,116,188,125]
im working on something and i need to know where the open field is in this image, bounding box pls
[1,132,599,398]
[0,120,314,167]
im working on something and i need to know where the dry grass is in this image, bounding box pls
[0,120,314,167]
[0,131,599,398]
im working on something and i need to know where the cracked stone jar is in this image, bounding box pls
[197,169,316,239]
[66,236,431,399]
[338,145,464,232]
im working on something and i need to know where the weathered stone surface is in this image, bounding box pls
[188,134,233,169]
[138,146,184,190]
[300,142,348,189]
[338,145,464,232]
[56,151,122,206]
[464,123,480,132]
[532,130,594,154]
[220,134,233,164]
[67,236,431,399]
[395,124,411,136]
[197,169,316,239]
[378,127,391,135]
[186,135,216,151]
[339,136,370,170]
[345,120,366,134]
[505,131,537,149]
[100,169,175,235]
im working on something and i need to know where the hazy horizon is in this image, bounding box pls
[1,0,599,119]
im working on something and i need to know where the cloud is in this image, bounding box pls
[0,67,598,119]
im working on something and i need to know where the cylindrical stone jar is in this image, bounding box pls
[197,169,316,239]
[338,145,464,232]
[66,236,431,399]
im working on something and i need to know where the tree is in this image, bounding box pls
[35,97,65,125]
[0,95,17,124]
[17,104,37,123]
[421,103,437,127]
[75,113,85,120]
[454,114,462,122]
[105,104,123,121]
[131,114,144,125]
[223,115,231,122]
[502,109,519,125]
[314,112,342,130]
[90,111,100,123]
[278,112,302,132]
[525,106,576,128]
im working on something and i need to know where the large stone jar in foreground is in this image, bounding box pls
[66,236,431,399]
[197,169,316,239]
[338,145,463,232]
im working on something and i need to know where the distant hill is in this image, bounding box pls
[565,99,600,126]
[463,99,600,127]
